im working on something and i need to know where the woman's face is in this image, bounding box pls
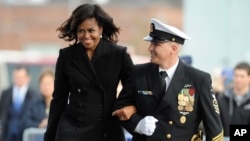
[40,75,54,98]
[77,17,103,50]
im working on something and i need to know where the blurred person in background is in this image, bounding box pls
[23,68,54,130]
[218,61,250,137]
[180,55,192,66]
[211,68,225,99]
[0,65,39,141]
[43,3,134,141]
[113,18,224,141]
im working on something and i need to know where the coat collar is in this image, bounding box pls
[146,63,163,101]
[71,39,111,87]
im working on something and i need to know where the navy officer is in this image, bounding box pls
[113,18,224,141]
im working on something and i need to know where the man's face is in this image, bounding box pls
[233,69,250,91]
[147,41,174,65]
[13,68,30,87]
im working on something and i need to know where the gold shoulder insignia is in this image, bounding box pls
[212,130,224,141]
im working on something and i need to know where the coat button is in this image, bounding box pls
[168,120,173,125]
[77,88,81,93]
[99,104,103,108]
[166,134,171,139]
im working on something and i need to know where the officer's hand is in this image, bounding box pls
[134,116,158,136]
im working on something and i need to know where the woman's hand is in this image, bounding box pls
[112,105,136,121]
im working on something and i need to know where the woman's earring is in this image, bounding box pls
[100,34,102,38]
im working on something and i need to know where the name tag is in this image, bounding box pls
[138,90,153,95]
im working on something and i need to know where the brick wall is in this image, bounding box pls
[0,4,182,56]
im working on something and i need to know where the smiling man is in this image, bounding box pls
[113,18,224,141]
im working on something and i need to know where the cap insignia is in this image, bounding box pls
[150,23,155,33]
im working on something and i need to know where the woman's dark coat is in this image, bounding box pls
[44,39,134,141]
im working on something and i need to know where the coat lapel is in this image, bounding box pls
[154,61,189,114]
[91,39,110,65]
[146,64,163,101]
[71,40,109,87]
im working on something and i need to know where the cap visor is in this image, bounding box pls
[143,36,152,41]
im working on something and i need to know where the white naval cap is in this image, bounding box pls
[143,18,191,44]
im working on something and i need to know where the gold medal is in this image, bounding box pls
[178,105,184,110]
[186,102,192,106]
[185,105,193,112]
[190,97,195,103]
[178,94,184,101]
[178,101,186,106]
[183,96,189,102]
[180,116,186,124]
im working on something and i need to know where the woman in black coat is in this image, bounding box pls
[43,3,134,141]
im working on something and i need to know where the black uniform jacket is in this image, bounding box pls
[44,39,134,141]
[116,61,224,141]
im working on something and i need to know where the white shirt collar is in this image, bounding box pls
[159,59,179,81]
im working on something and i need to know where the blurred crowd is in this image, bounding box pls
[181,56,250,137]
[0,65,54,141]
[200,61,250,137]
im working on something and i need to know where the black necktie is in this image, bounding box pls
[160,71,168,92]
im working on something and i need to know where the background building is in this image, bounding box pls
[0,0,182,92]
[183,0,250,72]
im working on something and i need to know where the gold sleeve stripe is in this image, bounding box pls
[212,130,224,141]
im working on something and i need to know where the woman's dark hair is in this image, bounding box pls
[57,3,120,45]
